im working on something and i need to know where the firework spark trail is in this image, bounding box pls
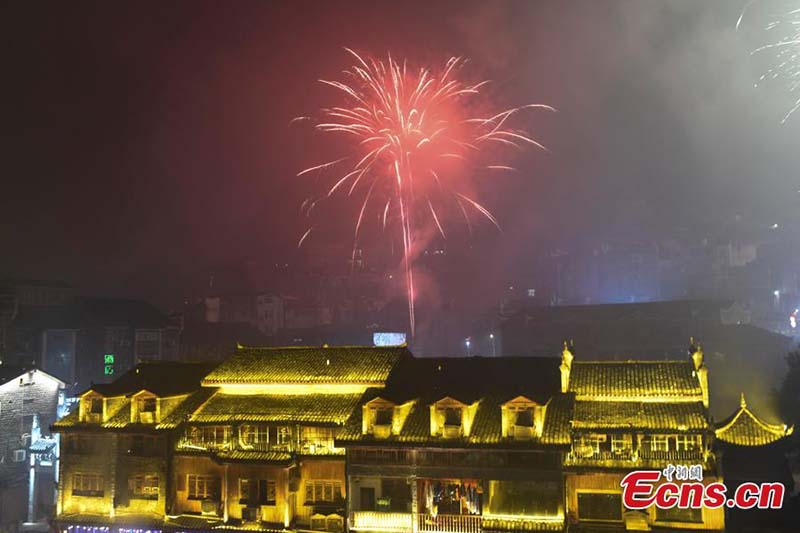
[739,2,800,123]
[297,48,553,335]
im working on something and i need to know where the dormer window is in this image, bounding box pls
[501,396,544,440]
[133,393,159,424]
[515,409,533,427]
[431,398,477,438]
[375,408,393,426]
[443,408,463,438]
[89,398,103,415]
[81,395,104,423]
[373,408,393,438]
[140,398,156,413]
[363,397,414,438]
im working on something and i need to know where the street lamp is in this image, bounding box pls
[465,338,471,357]
[489,333,496,357]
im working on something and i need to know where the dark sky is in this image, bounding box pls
[2,0,799,309]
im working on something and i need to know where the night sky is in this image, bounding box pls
[3,0,799,310]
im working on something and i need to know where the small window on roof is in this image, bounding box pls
[375,408,393,426]
[89,398,103,414]
[444,408,462,426]
[515,409,534,427]
[140,398,156,413]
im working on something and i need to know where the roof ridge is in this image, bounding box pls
[575,360,691,364]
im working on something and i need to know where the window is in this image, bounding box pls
[241,425,269,446]
[577,492,622,521]
[270,426,292,449]
[89,398,103,415]
[375,408,393,426]
[187,475,220,500]
[135,329,160,358]
[651,435,669,452]
[444,408,462,426]
[305,480,342,503]
[189,426,230,448]
[577,434,606,455]
[73,473,104,497]
[128,435,161,455]
[140,397,157,413]
[611,434,632,453]
[240,478,276,505]
[514,409,534,427]
[301,427,335,452]
[129,475,159,499]
[13,449,26,462]
[656,506,703,523]
[675,434,698,451]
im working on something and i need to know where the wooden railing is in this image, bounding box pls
[351,512,482,533]
[566,449,709,468]
[418,513,481,533]
[351,511,412,531]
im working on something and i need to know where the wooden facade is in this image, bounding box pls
[52,343,792,533]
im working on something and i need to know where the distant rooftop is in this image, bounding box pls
[85,361,217,397]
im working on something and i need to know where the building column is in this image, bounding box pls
[27,452,36,522]
[223,464,229,522]
[411,476,418,533]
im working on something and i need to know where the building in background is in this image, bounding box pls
[0,365,66,533]
[0,279,180,392]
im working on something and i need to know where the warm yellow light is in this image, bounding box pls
[482,512,564,522]
[217,383,373,395]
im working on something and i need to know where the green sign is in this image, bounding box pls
[104,354,115,375]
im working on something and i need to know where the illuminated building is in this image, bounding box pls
[53,345,407,533]
[0,365,65,532]
[560,341,725,530]
[337,356,570,533]
[52,362,217,532]
[52,341,794,533]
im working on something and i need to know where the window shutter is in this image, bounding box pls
[258,479,268,504]
[177,473,186,492]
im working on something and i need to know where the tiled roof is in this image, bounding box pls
[572,401,708,430]
[379,356,561,404]
[86,361,217,397]
[540,393,574,445]
[337,393,571,449]
[202,345,409,386]
[211,450,294,464]
[336,357,566,448]
[52,388,216,432]
[190,392,363,425]
[158,388,217,429]
[715,396,792,446]
[569,360,702,399]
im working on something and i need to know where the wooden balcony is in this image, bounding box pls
[351,511,412,531]
[419,513,481,533]
[565,448,710,469]
[350,512,481,533]
[350,512,562,533]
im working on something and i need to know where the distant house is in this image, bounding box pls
[0,285,179,392]
[0,365,65,532]
[178,321,270,362]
